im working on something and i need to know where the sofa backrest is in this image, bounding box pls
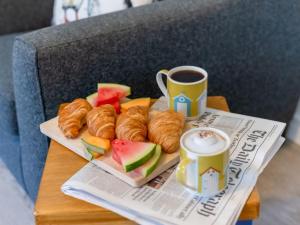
[15,0,300,123]
[0,0,54,35]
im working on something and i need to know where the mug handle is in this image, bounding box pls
[176,158,192,185]
[156,69,169,98]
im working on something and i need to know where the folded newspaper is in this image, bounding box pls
[62,97,286,225]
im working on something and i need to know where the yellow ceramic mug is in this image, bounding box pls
[156,66,208,120]
[176,127,230,197]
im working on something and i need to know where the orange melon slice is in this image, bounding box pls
[81,131,111,154]
[121,97,151,112]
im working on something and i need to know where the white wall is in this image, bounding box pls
[287,98,300,145]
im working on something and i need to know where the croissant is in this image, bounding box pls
[86,104,116,140]
[116,106,148,142]
[148,110,185,153]
[58,98,92,138]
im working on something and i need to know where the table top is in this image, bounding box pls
[35,96,260,225]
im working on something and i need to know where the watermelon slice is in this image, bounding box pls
[86,92,98,107]
[112,140,156,172]
[98,83,131,97]
[135,145,162,177]
[87,83,131,112]
[112,100,121,114]
[96,88,120,106]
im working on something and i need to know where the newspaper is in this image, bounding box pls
[62,97,286,225]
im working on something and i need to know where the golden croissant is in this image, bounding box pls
[148,110,185,153]
[86,104,116,140]
[116,106,148,142]
[58,98,92,138]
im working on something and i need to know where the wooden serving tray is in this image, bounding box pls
[40,101,179,187]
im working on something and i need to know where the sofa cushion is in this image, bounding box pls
[0,33,19,135]
[0,0,54,35]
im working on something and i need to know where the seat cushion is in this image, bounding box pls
[0,33,19,135]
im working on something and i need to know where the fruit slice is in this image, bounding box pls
[87,148,102,159]
[112,100,121,114]
[120,97,131,104]
[135,145,162,177]
[81,133,110,154]
[96,88,120,106]
[121,97,151,112]
[98,83,131,97]
[112,140,156,172]
[86,92,98,107]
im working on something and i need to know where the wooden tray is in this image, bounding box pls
[40,105,179,187]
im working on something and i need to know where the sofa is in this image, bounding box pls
[1,0,299,200]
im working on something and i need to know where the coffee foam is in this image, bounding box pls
[182,129,226,154]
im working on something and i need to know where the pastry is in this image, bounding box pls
[148,110,185,153]
[116,106,148,141]
[86,104,116,140]
[58,98,92,138]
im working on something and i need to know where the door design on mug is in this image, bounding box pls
[173,94,191,117]
[196,90,207,116]
[201,167,220,193]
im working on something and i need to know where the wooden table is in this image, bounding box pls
[35,96,260,225]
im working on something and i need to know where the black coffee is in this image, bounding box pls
[171,70,204,83]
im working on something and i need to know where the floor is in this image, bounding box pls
[0,141,299,225]
[255,140,300,225]
[0,160,34,225]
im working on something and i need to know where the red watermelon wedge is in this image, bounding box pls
[96,88,120,106]
[112,140,156,172]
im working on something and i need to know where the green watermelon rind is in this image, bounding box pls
[86,92,98,106]
[140,145,162,177]
[97,83,131,97]
[123,143,156,172]
[81,138,105,154]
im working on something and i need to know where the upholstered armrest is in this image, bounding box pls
[12,0,300,199]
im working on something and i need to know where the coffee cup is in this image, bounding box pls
[156,66,208,120]
[176,127,230,197]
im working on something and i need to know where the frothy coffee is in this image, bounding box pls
[182,129,226,154]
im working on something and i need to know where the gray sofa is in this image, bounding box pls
[0,0,54,198]
[1,0,300,200]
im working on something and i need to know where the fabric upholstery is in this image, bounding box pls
[0,0,54,35]
[13,40,48,200]
[0,33,24,188]
[0,34,18,135]
[13,0,300,199]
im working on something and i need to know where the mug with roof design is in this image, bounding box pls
[156,66,208,120]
